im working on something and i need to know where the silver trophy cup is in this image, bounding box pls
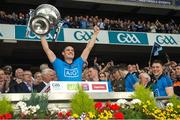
[26,4,63,40]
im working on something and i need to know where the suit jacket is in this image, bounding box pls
[33,82,46,93]
[8,79,19,93]
[17,82,32,93]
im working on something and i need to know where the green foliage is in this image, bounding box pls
[0,97,13,114]
[169,95,180,114]
[132,84,156,109]
[71,85,95,115]
[120,108,146,119]
[23,92,48,118]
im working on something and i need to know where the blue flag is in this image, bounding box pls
[152,42,163,56]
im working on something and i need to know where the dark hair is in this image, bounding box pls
[111,67,119,74]
[63,45,75,51]
[152,60,163,66]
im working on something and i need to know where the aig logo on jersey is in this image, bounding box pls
[156,35,177,45]
[64,68,79,77]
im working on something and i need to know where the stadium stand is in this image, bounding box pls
[0,0,179,98]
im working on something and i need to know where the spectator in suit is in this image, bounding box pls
[33,72,43,85]
[8,68,24,93]
[34,68,54,92]
[17,70,33,93]
[14,68,24,83]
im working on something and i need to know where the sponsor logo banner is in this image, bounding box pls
[0,24,15,39]
[92,84,107,90]
[46,81,108,93]
[148,33,180,47]
[51,82,64,91]
[66,83,89,91]
[15,25,64,41]
[63,28,109,44]
[109,31,148,45]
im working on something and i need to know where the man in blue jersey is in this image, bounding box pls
[40,26,100,81]
[151,60,174,97]
[112,66,138,92]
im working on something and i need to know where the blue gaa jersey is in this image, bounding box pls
[125,73,138,92]
[52,57,84,81]
[152,75,173,97]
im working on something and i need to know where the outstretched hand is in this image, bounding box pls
[93,25,100,35]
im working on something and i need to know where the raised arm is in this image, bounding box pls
[81,26,100,61]
[40,36,56,63]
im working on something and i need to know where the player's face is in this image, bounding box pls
[62,46,75,59]
[152,63,163,76]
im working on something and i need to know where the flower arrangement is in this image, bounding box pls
[47,104,72,119]
[94,102,124,120]
[0,97,13,120]
[1,85,180,119]
[14,92,48,119]
[141,101,179,119]
[15,101,40,118]
[130,84,180,119]
[70,86,124,119]
[116,98,147,119]
[65,102,124,120]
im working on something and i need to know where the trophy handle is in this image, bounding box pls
[53,20,64,41]
[26,9,35,38]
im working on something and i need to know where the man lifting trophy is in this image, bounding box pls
[27,4,100,82]
[26,4,63,40]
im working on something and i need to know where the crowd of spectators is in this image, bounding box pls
[0,59,179,97]
[0,11,27,25]
[0,10,180,34]
[0,10,179,97]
